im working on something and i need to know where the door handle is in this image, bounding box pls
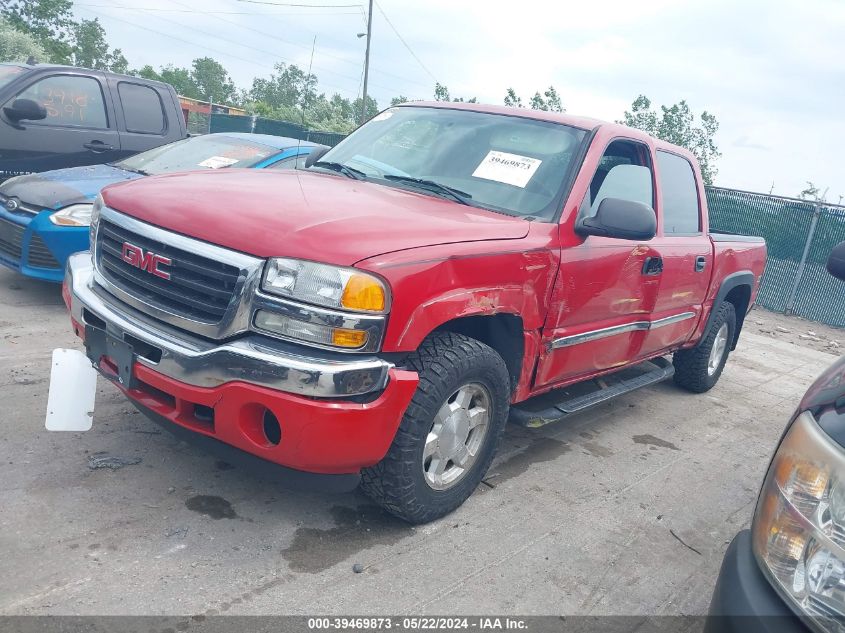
[695,256,707,272]
[642,256,663,276]
[83,141,114,153]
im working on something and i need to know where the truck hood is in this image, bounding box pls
[100,169,530,265]
[1,164,141,211]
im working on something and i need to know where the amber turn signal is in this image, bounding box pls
[331,328,369,348]
[341,273,386,312]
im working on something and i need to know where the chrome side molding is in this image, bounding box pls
[549,311,696,350]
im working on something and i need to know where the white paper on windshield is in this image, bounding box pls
[198,156,239,169]
[45,348,97,432]
[472,151,542,188]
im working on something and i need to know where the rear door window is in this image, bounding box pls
[657,151,701,234]
[15,74,108,129]
[118,82,166,134]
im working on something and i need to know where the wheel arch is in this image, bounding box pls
[434,313,525,393]
[699,271,755,351]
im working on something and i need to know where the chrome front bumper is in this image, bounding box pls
[66,252,393,398]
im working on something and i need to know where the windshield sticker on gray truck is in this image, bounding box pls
[471,150,542,188]
[198,156,240,169]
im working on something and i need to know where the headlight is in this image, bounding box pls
[50,202,94,227]
[261,258,388,313]
[254,310,370,349]
[753,411,845,631]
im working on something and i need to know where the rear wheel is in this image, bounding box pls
[360,332,510,524]
[673,302,736,393]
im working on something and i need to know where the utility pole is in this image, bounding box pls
[360,0,373,125]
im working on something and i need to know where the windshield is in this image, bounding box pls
[114,135,281,175]
[319,106,587,219]
[0,65,27,91]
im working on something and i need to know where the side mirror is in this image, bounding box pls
[3,98,47,123]
[576,197,657,241]
[304,146,330,168]
[828,240,845,282]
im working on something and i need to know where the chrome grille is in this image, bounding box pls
[27,234,60,269]
[0,216,24,260]
[96,219,241,323]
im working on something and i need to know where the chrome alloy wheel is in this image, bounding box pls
[422,382,492,491]
[708,323,729,376]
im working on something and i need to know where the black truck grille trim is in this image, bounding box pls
[96,220,241,323]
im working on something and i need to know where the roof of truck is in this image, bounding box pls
[7,63,175,90]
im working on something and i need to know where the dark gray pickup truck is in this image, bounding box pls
[0,63,187,178]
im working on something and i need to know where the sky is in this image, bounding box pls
[71,0,845,202]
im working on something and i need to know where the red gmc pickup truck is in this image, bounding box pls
[62,102,767,523]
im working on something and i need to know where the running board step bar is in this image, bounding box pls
[509,357,675,428]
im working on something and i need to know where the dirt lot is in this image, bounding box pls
[0,266,841,616]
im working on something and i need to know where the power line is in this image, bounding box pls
[236,0,364,7]
[78,6,359,97]
[77,1,431,90]
[75,3,362,15]
[374,0,437,83]
[165,0,428,91]
[85,4,371,92]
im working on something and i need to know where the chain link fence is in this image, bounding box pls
[208,114,346,146]
[707,187,845,328]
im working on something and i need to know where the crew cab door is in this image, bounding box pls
[534,136,661,389]
[0,71,121,173]
[637,150,712,357]
[108,77,175,160]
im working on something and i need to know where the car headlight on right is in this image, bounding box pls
[256,258,390,351]
[261,257,389,313]
[753,410,845,630]
[50,202,95,227]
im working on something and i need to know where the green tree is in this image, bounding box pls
[0,16,47,62]
[503,87,523,108]
[619,95,721,185]
[191,56,236,104]
[70,18,127,73]
[159,65,200,99]
[508,86,564,112]
[433,82,450,102]
[432,83,476,103]
[134,65,161,81]
[390,95,409,106]
[0,0,74,63]
[542,86,563,112]
[353,94,378,123]
[249,62,316,111]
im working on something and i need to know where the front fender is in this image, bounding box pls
[395,284,531,350]
[356,232,559,353]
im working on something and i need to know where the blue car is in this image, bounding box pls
[0,133,326,282]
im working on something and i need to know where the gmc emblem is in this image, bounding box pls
[121,242,172,280]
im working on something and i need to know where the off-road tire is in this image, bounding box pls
[360,332,510,524]
[673,302,736,393]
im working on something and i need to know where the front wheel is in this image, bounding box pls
[360,332,510,524]
[673,302,736,393]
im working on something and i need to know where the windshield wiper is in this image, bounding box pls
[116,165,149,176]
[311,161,366,180]
[382,175,472,205]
